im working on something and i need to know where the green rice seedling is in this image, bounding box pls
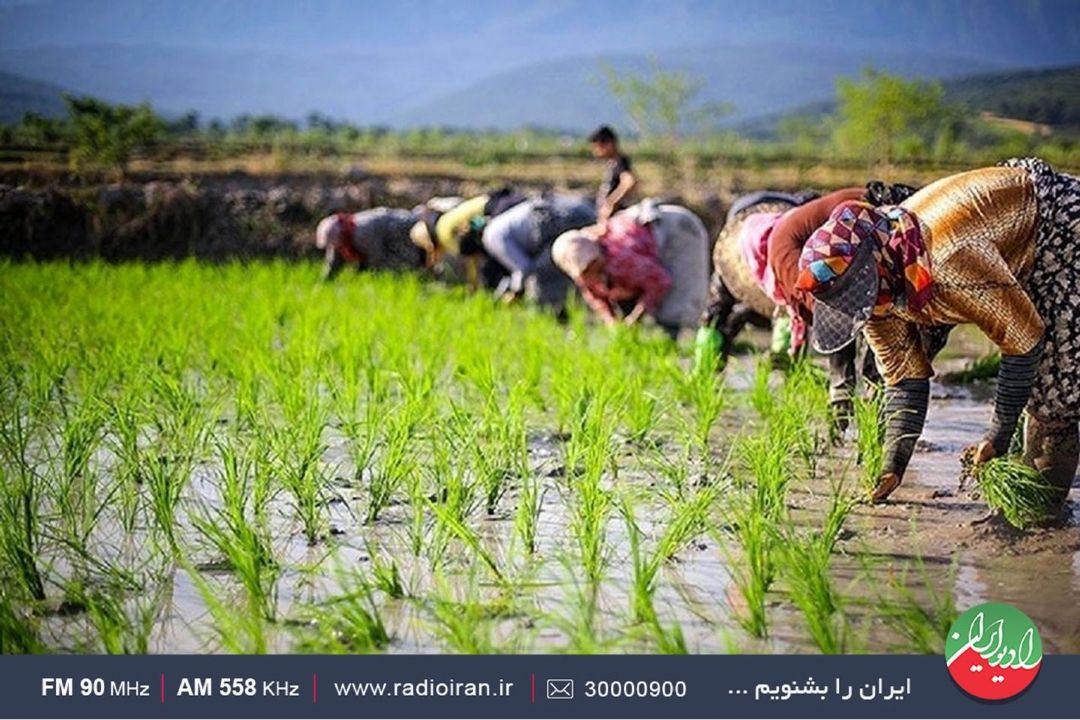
[682,368,727,451]
[973,456,1058,529]
[623,505,688,653]
[192,438,281,622]
[0,446,48,601]
[272,400,330,544]
[716,428,796,638]
[564,395,616,587]
[431,414,482,526]
[185,563,271,654]
[777,482,858,653]
[548,555,616,653]
[512,474,545,557]
[748,355,775,419]
[647,445,693,502]
[942,352,1001,384]
[624,377,665,445]
[426,496,506,586]
[366,542,406,600]
[405,469,432,560]
[0,588,44,653]
[293,563,390,654]
[367,412,417,524]
[779,359,832,476]
[69,580,164,654]
[862,525,958,653]
[425,576,506,655]
[148,371,214,471]
[853,394,886,492]
[105,390,146,484]
[715,505,772,639]
[327,362,380,481]
[654,482,722,565]
[144,454,186,555]
[739,429,794,519]
[52,398,108,555]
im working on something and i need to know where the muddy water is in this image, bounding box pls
[47,352,1079,654]
[876,384,1080,653]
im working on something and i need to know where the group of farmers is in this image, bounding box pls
[314,125,1080,523]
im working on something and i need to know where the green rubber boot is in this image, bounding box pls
[693,326,726,375]
[770,315,792,356]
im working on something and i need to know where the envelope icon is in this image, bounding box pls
[546,678,574,700]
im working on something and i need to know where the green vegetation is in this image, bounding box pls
[834,69,960,165]
[975,456,1058,529]
[63,95,163,177]
[0,261,1031,653]
[598,58,734,141]
[3,67,1077,176]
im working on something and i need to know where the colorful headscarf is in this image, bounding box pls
[796,201,932,315]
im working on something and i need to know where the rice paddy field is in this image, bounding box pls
[1,261,1078,655]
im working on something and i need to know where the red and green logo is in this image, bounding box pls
[946,602,1042,701]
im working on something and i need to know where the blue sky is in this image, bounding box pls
[0,1,1077,127]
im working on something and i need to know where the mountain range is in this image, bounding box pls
[0,0,1077,129]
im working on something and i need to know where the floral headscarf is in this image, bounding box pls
[796,201,932,315]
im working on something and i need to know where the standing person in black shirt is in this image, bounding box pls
[589,125,637,224]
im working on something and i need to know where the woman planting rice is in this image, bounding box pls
[409,189,525,288]
[552,202,709,336]
[480,194,596,310]
[315,207,427,281]
[697,189,821,366]
[697,184,930,422]
[797,158,1079,515]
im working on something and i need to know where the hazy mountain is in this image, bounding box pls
[393,45,997,131]
[0,0,1076,127]
[739,65,1080,138]
[0,70,67,122]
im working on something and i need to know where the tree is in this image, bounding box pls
[64,95,163,177]
[833,68,954,165]
[16,112,67,146]
[598,58,733,142]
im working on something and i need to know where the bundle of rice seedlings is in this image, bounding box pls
[972,456,1057,530]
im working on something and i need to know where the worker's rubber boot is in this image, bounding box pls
[693,326,726,375]
[1022,414,1079,511]
[770,315,792,356]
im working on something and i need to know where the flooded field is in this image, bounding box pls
[1,262,1076,655]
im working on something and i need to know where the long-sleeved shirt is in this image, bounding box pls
[481,200,539,287]
[434,195,489,255]
[767,187,865,323]
[579,215,672,320]
[863,167,1043,385]
[323,207,421,280]
[481,196,596,293]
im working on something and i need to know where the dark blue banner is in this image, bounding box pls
[0,654,1074,718]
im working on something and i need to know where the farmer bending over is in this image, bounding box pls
[316,207,425,281]
[409,189,525,289]
[797,158,1079,516]
[553,202,709,337]
[480,194,596,311]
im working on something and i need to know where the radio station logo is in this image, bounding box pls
[945,602,1042,701]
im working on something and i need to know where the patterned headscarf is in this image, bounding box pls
[796,201,932,315]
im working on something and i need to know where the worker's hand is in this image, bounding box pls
[870,472,902,504]
[971,440,996,466]
[958,442,995,490]
[959,441,996,489]
[598,201,614,223]
[623,303,647,326]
